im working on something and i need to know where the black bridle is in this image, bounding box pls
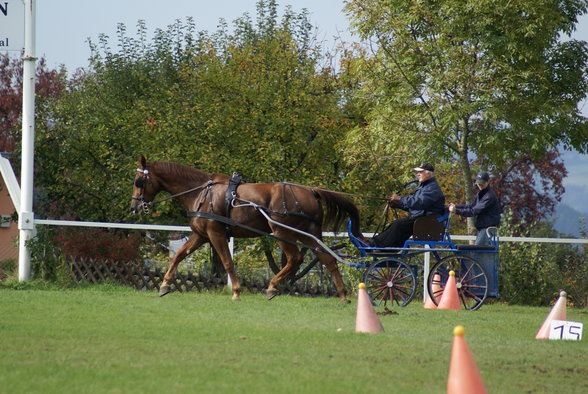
[132,168,152,214]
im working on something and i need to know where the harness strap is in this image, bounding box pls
[231,196,321,226]
[281,182,304,214]
[195,180,215,212]
[275,182,321,225]
[224,173,242,239]
[280,211,321,225]
[187,210,325,253]
[225,172,241,215]
[281,183,288,213]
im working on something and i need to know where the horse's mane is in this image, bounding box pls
[151,161,216,183]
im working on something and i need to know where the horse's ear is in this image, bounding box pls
[139,155,147,169]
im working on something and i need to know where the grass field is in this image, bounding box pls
[1,285,586,393]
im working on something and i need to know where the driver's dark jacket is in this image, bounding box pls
[397,177,445,218]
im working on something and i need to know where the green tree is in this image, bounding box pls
[344,0,588,229]
[35,1,351,224]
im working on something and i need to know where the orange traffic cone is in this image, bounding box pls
[437,271,461,310]
[447,326,488,394]
[536,291,567,339]
[355,283,384,334]
[424,273,441,309]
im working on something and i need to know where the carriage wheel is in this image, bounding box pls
[363,259,417,307]
[427,255,489,310]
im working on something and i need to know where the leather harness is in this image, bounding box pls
[188,174,321,240]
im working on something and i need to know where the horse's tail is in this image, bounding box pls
[313,188,363,238]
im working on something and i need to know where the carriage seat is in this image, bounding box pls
[412,213,449,242]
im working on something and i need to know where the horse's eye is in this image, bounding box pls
[134,177,145,188]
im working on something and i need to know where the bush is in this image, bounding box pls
[500,241,563,306]
[27,226,142,283]
[498,211,588,307]
[26,226,64,281]
[0,258,16,281]
[54,228,142,263]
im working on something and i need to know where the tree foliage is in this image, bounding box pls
[35,1,351,223]
[494,149,567,226]
[344,0,588,225]
[12,0,587,236]
[0,54,66,155]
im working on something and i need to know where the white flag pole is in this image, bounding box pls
[18,0,36,281]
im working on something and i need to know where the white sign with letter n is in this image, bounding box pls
[0,0,25,51]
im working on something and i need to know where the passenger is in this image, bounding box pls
[371,163,445,247]
[448,171,501,245]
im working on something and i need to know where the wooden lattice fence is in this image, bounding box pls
[67,258,338,297]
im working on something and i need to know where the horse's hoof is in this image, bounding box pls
[159,285,170,297]
[232,295,241,301]
[266,289,278,300]
[340,298,351,304]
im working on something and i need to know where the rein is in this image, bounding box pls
[150,182,219,205]
[133,168,392,230]
[280,182,389,202]
[133,167,219,211]
[286,180,419,203]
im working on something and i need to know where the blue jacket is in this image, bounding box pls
[398,177,446,218]
[455,186,501,229]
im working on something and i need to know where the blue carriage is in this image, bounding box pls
[347,213,499,310]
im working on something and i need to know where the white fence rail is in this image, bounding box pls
[34,219,588,245]
[35,219,191,232]
[33,219,587,300]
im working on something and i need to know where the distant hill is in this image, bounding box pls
[553,203,587,237]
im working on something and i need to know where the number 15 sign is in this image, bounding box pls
[549,320,583,341]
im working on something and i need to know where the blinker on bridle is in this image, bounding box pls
[134,176,145,188]
[132,168,151,214]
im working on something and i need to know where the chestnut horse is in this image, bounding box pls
[130,156,363,302]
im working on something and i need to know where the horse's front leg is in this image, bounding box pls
[160,233,205,297]
[208,232,242,301]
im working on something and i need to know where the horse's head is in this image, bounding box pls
[130,156,159,215]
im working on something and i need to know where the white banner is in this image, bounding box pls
[0,0,25,51]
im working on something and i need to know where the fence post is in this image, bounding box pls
[423,246,430,303]
[227,237,234,288]
[18,0,36,281]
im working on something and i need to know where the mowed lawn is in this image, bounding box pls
[0,286,586,393]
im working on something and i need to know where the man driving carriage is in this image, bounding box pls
[370,163,446,248]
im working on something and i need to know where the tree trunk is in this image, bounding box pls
[457,149,476,235]
[457,117,477,235]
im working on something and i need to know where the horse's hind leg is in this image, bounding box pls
[314,249,349,303]
[160,233,205,297]
[267,241,303,300]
